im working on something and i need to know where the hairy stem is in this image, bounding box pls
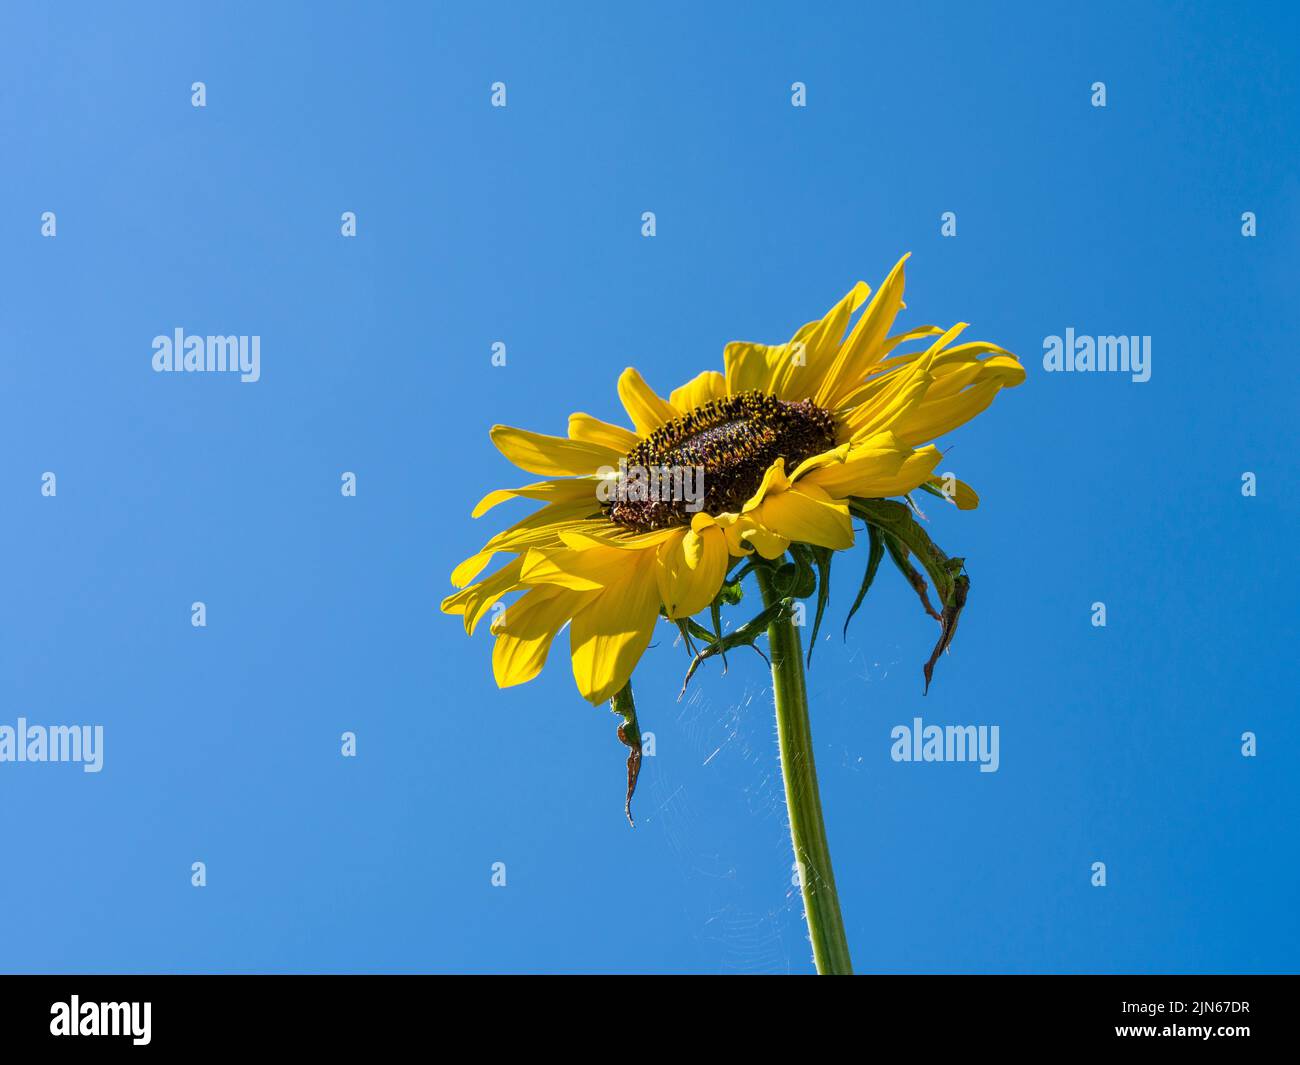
[755,566,853,975]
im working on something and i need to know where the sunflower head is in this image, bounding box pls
[605,391,838,531]
[442,254,1024,771]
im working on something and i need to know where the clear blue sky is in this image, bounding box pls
[0,0,1296,974]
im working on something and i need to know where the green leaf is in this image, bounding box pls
[805,545,833,666]
[843,524,885,639]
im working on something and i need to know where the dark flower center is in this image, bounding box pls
[604,391,838,532]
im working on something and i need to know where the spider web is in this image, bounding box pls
[631,625,906,973]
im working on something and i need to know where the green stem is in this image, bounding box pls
[755,566,853,975]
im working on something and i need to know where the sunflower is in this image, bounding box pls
[441,253,1024,704]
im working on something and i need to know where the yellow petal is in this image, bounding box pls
[491,425,622,477]
[482,512,607,557]
[559,527,677,551]
[929,341,1018,369]
[440,556,526,634]
[450,548,499,589]
[567,412,639,453]
[825,445,941,498]
[930,475,980,510]
[796,432,942,499]
[491,585,591,689]
[845,340,1019,406]
[752,482,854,551]
[743,525,790,559]
[617,367,679,436]
[716,512,789,559]
[723,341,778,396]
[916,359,992,401]
[668,370,727,413]
[813,254,911,409]
[769,281,871,401]
[569,551,662,703]
[838,323,972,439]
[929,354,1025,397]
[451,502,609,587]
[840,357,935,440]
[883,324,946,351]
[827,323,946,408]
[892,380,1006,447]
[655,522,728,619]
[520,543,633,591]
[741,457,793,512]
[471,477,600,519]
[909,354,1024,414]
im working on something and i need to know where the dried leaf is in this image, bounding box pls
[883,534,942,621]
[609,682,642,826]
[924,573,968,694]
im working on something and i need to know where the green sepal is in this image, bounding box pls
[718,567,748,603]
[678,596,793,697]
[805,545,833,666]
[843,524,885,639]
[774,547,817,600]
[848,498,970,692]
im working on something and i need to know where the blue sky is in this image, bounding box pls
[0,0,1296,973]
